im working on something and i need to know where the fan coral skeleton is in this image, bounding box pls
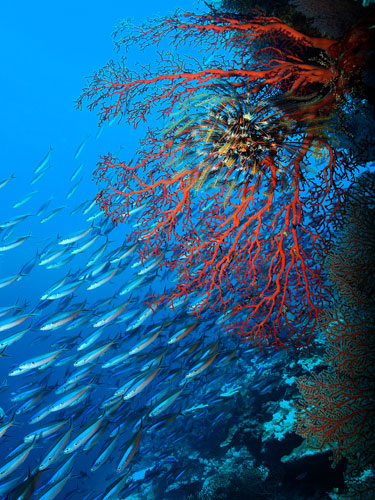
[78,10,367,349]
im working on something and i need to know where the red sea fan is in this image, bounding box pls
[78,10,364,349]
[295,171,375,490]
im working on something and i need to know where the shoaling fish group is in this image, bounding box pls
[0,142,280,500]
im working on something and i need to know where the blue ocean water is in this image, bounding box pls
[1,0,200,317]
[1,1,371,499]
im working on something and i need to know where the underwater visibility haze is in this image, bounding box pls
[1,0,375,499]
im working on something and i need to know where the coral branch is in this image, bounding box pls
[295,171,375,475]
[79,9,367,349]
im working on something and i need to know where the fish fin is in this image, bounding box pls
[0,347,9,357]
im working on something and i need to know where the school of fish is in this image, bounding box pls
[0,138,283,500]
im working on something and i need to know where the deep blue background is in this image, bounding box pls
[0,0,204,308]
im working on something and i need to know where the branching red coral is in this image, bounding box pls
[79,12,373,126]
[78,10,366,349]
[295,171,375,479]
[295,312,375,467]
